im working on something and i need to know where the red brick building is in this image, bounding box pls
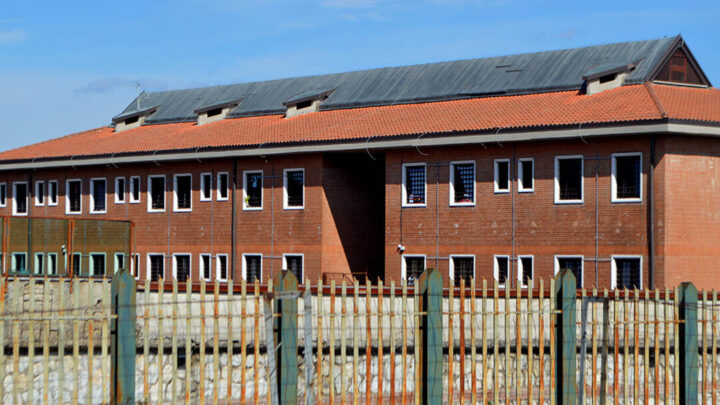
[1,35,719,289]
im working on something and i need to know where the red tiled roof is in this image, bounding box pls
[1,83,719,162]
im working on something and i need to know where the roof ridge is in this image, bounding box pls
[644,82,668,118]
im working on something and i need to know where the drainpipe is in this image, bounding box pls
[231,159,238,280]
[27,171,33,275]
[648,135,656,289]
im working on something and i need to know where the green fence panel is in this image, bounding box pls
[555,269,577,405]
[418,268,443,404]
[679,282,698,405]
[111,268,136,405]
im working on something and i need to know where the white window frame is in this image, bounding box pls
[47,253,58,276]
[400,254,426,281]
[611,255,643,289]
[493,159,510,194]
[34,181,45,206]
[518,158,535,193]
[173,174,193,213]
[517,255,534,288]
[200,173,213,202]
[89,252,106,277]
[147,175,166,213]
[129,176,141,204]
[554,155,584,204]
[449,254,475,283]
[216,253,229,281]
[0,183,6,207]
[611,152,643,203]
[199,253,212,281]
[243,170,264,210]
[401,163,427,208]
[216,172,229,201]
[11,252,27,273]
[114,252,125,273]
[282,253,304,281]
[12,181,28,216]
[131,253,140,280]
[172,253,192,281]
[449,161,476,206]
[283,168,305,210]
[65,179,82,215]
[48,180,58,206]
[493,255,511,288]
[554,255,584,288]
[115,177,126,204]
[34,252,44,275]
[89,178,107,214]
[70,252,82,276]
[146,253,165,281]
[242,253,263,281]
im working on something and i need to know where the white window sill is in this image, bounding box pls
[148,209,166,213]
[402,203,427,208]
[90,211,107,215]
[449,202,475,207]
[283,206,305,210]
[173,208,192,213]
[518,189,534,193]
[65,211,82,215]
[554,200,584,205]
[611,198,642,204]
[494,190,510,194]
[243,206,263,211]
[200,197,212,202]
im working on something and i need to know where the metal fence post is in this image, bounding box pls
[418,268,443,404]
[679,282,699,405]
[111,268,136,405]
[555,269,577,405]
[273,270,299,405]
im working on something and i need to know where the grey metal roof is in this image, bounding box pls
[117,36,684,125]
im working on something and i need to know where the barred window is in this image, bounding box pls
[284,255,303,281]
[67,180,82,213]
[613,154,641,200]
[284,170,304,208]
[495,256,509,287]
[556,157,583,202]
[557,257,582,289]
[614,257,641,289]
[245,172,263,208]
[90,253,105,277]
[452,256,474,287]
[174,254,191,282]
[451,163,474,204]
[174,174,192,211]
[404,256,425,285]
[149,254,164,281]
[244,255,262,282]
[90,179,106,213]
[403,165,425,205]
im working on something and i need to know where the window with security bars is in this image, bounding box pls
[495,256,509,287]
[615,257,641,289]
[557,157,583,201]
[174,175,192,211]
[91,179,106,213]
[404,256,424,285]
[614,155,641,200]
[245,172,263,208]
[285,170,304,208]
[557,257,582,289]
[285,255,303,281]
[451,163,474,204]
[175,254,191,282]
[67,180,81,213]
[495,160,509,192]
[149,176,165,211]
[200,254,212,280]
[520,257,533,287]
[149,255,164,281]
[244,255,262,282]
[90,254,105,277]
[217,254,228,281]
[452,257,474,287]
[404,165,425,205]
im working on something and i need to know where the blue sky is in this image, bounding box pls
[1,0,718,151]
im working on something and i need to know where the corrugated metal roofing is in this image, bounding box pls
[117,36,682,125]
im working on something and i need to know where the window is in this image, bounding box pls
[200,173,212,201]
[518,158,534,192]
[244,171,263,210]
[217,172,229,201]
[449,162,475,206]
[11,253,27,274]
[283,169,304,209]
[450,255,474,287]
[48,181,58,206]
[89,253,106,277]
[35,181,45,206]
[47,253,57,276]
[612,256,642,289]
[402,164,426,206]
[130,177,141,203]
[555,156,583,203]
[494,255,510,287]
[90,178,107,213]
[148,254,165,281]
[34,253,44,275]
[148,175,166,212]
[132,253,140,280]
[243,254,262,282]
[114,253,125,273]
[115,177,126,204]
[174,174,192,212]
[402,255,425,285]
[66,180,82,214]
[173,254,191,282]
[612,153,642,202]
[200,254,212,280]
[216,254,229,281]
[0,183,6,207]
[555,256,583,289]
[12,182,28,215]
[494,159,510,193]
[71,253,82,276]
[283,254,303,281]
[518,256,533,288]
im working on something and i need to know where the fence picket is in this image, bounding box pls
[459,278,466,405]
[240,279,247,405]
[527,279,533,405]
[377,279,383,405]
[353,279,360,405]
[413,280,420,405]
[516,283,521,405]
[0,278,4,403]
[102,279,110,405]
[200,279,206,405]
[664,287,670,401]
[342,281,348,405]
[591,287,598,404]
[227,278,233,401]
[538,279,545,405]
[330,280,336,405]
[674,286,680,402]
[643,288,650,404]
[317,279,324,405]
[143,278,150,403]
[481,279,488,405]
[171,278,178,405]
[41,278,50,405]
[713,290,718,405]
[549,277,555,405]
[72,278,80,405]
[492,280,498,405]
[389,280,395,405]
[157,279,164,405]
[703,289,709,402]
[633,288,640,404]
[213,278,220,405]
[448,279,454,404]
[470,278,477,405]
[185,278,192,404]
[654,288,660,403]
[57,279,65,405]
[504,280,510,403]
[401,279,407,405]
[253,279,260,405]
[28,278,35,405]
[365,278,371,405]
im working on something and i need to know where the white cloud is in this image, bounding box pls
[0,29,28,45]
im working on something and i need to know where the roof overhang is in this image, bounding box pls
[2,121,719,171]
[111,105,159,124]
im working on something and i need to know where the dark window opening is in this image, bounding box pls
[404,165,425,204]
[68,181,81,212]
[115,253,125,272]
[201,255,211,280]
[599,73,616,84]
[615,155,641,199]
[285,255,303,281]
[49,182,57,205]
[615,258,641,289]
[452,163,474,203]
[0,184,6,206]
[91,254,105,277]
[12,253,27,274]
[558,257,582,289]
[295,100,313,110]
[496,257,509,286]
[124,116,139,126]
[405,256,424,285]
[72,253,81,275]
[14,183,27,214]
[217,173,229,200]
[150,177,165,210]
[519,160,534,190]
[654,48,704,85]
[132,255,140,278]
[36,182,45,205]
[175,175,192,210]
[245,255,262,282]
[206,107,223,117]
[130,177,140,202]
[452,257,473,287]
[520,257,533,287]
[285,170,304,207]
[150,255,164,281]
[175,255,190,282]
[48,254,57,276]
[35,253,43,275]
[218,255,228,280]
[91,179,106,212]
[116,178,126,202]
[201,174,212,200]
[245,172,262,208]
[495,160,509,191]
[558,158,583,201]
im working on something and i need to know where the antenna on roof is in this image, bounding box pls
[135,81,142,111]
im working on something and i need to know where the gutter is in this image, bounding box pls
[2,121,720,171]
